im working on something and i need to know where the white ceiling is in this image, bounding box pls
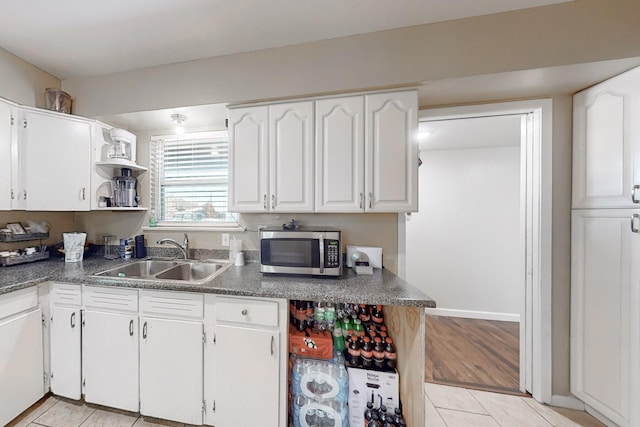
[0,0,570,80]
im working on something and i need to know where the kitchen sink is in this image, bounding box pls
[95,260,180,278]
[155,262,224,281]
[93,259,231,283]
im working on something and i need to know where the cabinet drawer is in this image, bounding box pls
[84,286,138,313]
[140,290,203,319]
[215,296,278,327]
[50,283,82,306]
[0,287,38,320]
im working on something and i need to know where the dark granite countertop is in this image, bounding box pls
[0,257,436,307]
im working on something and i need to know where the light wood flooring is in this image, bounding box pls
[425,314,522,395]
[8,385,606,427]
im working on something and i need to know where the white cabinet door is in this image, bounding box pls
[365,91,418,212]
[0,309,44,427]
[83,310,139,412]
[50,306,82,399]
[0,101,13,210]
[140,316,203,425]
[269,101,314,212]
[22,110,91,211]
[212,324,280,427]
[315,96,365,212]
[571,209,640,427]
[573,66,640,209]
[228,106,269,212]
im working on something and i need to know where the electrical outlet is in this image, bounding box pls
[221,233,230,247]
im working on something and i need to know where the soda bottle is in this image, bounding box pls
[373,337,386,369]
[354,318,364,333]
[385,337,397,370]
[364,401,375,427]
[358,304,371,324]
[347,334,362,367]
[371,305,384,325]
[361,336,373,368]
[333,320,346,352]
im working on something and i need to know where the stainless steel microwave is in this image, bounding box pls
[260,228,342,276]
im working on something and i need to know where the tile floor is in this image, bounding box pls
[8,383,607,427]
[425,382,606,427]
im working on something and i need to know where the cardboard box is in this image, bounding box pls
[289,325,333,359]
[347,366,399,426]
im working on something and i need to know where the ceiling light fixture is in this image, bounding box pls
[171,113,187,135]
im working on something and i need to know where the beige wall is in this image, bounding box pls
[551,94,573,396]
[0,211,75,251]
[63,0,640,117]
[0,47,59,108]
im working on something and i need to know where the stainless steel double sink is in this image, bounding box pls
[93,259,232,284]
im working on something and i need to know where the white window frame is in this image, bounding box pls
[148,130,242,231]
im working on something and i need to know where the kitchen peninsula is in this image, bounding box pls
[0,257,434,427]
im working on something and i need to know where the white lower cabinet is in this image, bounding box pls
[82,286,139,412]
[0,287,44,427]
[50,284,82,400]
[83,310,139,412]
[140,316,204,424]
[139,289,205,425]
[204,295,288,427]
[571,209,640,427]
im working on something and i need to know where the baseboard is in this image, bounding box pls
[584,403,620,427]
[425,307,520,322]
[550,395,585,410]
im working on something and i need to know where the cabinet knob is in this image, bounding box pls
[241,309,248,316]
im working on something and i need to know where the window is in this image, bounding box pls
[149,130,235,226]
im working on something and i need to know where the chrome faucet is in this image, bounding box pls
[157,233,190,259]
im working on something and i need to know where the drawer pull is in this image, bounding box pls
[241,309,248,316]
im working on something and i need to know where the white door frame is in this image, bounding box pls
[397,99,553,404]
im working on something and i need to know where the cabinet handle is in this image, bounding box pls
[368,192,373,209]
[263,194,267,209]
[632,214,640,233]
[241,309,248,316]
[129,319,134,336]
[23,190,27,200]
[633,185,640,204]
[270,335,275,356]
[359,192,363,209]
[82,187,86,201]
[70,312,76,328]
[142,321,148,339]
[271,194,275,209]
[10,189,14,200]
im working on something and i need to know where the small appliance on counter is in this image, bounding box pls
[0,222,50,266]
[111,167,138,207]
[350,251,373,275]
[260,221,342,276]
[108,128,136,163]
[346,246,382,273]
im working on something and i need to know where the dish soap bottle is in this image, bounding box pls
[148,209,157,227]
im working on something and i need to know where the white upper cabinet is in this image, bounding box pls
[365,90,418,212]
[228,101,314,212]
[0,100,13,210]
[573,66,640,209]
[269,101,314,212]
[228,90,418,213]
[0,99,24,210]
[315,96,365,212]
[228,106,269,212]
[21,109,91,211]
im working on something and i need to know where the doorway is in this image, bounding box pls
[398,100,553,403]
